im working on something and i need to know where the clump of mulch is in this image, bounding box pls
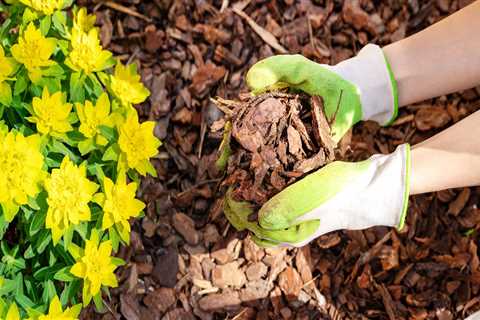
[212,92,336,208]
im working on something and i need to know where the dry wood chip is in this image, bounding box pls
[232,7,287,53]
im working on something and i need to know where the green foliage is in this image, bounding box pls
[0,2,160,319]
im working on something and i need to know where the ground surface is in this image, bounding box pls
[80,0,480,319]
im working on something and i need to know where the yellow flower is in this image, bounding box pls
[37,296,81,320]
[0,132,44,222]
[19,0,63,15]
[65,29,112,74]
[70,233,118,305]
[99,175,145,242]
[0,45,15,106]
[27,87,73,138]
[11,23,56,83]
[76,93,113,154]
[5,303,20,320]
[73,7,96,33]
[0,46,15,83]
[45,157,98,244]
[110,62,149,106]
[118,112,161,176]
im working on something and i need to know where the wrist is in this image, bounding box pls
[331,44,399,125]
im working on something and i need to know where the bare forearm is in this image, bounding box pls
[383,1,480,107]
[410,110,480,194]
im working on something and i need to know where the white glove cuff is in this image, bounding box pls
[331,44,398,125]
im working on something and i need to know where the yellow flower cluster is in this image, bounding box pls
[0,46,15,105]
[110,63,150,106]
[65,29,111,74]
[70,233,118,305]
[97,175,145,242]
[0,3,162,318]
[73,8,96,33]
[76,93,113,154]
[27,87,73,138]
[0,131,45,222]
[19,0,64,16]
[11,23,56,83]
[4,296,80,320]
[45,157,98,244]
[119,112,161,175]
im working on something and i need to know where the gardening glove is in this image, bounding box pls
[246,44,398,142]
[253,144,411,247]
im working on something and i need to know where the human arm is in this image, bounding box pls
[411,109,480,194]
[384,0,480,106]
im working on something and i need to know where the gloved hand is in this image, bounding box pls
[251,144,411,247]
[246,44,398,142]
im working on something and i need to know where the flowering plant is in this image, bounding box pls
[0,1,160,319]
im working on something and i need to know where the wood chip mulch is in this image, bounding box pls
[79,0,480,319]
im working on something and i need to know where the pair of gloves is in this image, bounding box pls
[242,44,411,247]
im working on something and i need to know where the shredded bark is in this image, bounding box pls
[213,92,335,208]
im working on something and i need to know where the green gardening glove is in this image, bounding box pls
[251,144,411,247]
[246,44,399,142]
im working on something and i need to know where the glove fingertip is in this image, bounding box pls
[251,234,281,248]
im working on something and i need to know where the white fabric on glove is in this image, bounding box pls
[291,144,410,247]
[328,44,396,125]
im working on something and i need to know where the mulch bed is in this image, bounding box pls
[80,0,480,319]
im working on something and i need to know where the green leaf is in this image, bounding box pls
[29,210,46,237]
[69,72,85,103]
[110,257,125,267]
[39,15,51,35]
[78,139,95,155]
[0,82,12,106]
[66,130,86,142]
[102,143,120,162]
[109,227,120,252]
[53,267,75,282]
[34,230,51,254]
[62,225,73,251]
[14,273,24,296]
[56,39,70,55]
[15,293,35,310]
[98,125,116,141]
[88,163,106,182]
[52,11,67,35]
[14,72,28,97]
[215,121,232,171]
[0,215,8,239]
[93,292,104,312]
[60,280,81,306]
[73,223,87,241]
[49,139,79,163]
[34,265,62,281]
[41,280,56,305]
[22,8,38,25]
[23,245,35,259]
[86,74,104,98]
[0,278,16,295]
[42,64,64,77]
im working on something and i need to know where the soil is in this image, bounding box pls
[79,0,480,319]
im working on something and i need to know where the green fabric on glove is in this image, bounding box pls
[224,189,320,246]
[246,55,362,142]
